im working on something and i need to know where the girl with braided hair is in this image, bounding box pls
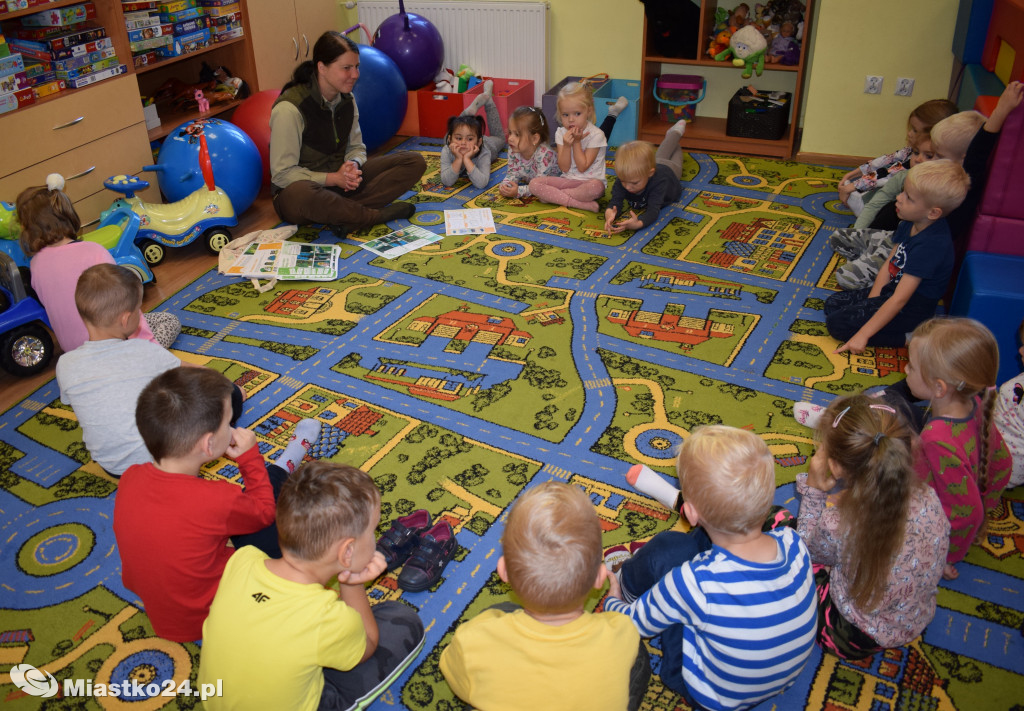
[903,317,1013,579]
[797,394,948,659]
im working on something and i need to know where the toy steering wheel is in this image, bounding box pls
[104,175,151,199]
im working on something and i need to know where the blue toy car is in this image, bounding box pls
[0,251,54,376]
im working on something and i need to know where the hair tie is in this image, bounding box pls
[46,173,65,192]
[873,432,885,446]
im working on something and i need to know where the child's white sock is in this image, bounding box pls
[668,119,687,137]
[793,402,826,429]
[278,418,321,473]
[465,79,494,115]
[625,463,681,511]
[607,95,629,117]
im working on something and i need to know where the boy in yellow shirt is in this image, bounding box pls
[439,481,649,710]
[199,462,424,710]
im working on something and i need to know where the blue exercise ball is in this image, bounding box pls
[372,9,444,90]
[155,118,263,214]
[352,46,407,153]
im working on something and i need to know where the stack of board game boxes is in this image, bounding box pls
[2,1,127,111]
[125,0,242,68]
[0,23,37,114]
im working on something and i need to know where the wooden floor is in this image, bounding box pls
[0,189,280,412]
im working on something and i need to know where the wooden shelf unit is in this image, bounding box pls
[0,0,259,223]
[637,0,815,159]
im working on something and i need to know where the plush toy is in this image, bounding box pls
[768,20,801,64]
[714,24,767,78]
[707,27,735,58]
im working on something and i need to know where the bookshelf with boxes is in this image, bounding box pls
[0,0,257,226]
[637,0,815,159]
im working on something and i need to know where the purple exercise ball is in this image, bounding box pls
[372,11,444,90]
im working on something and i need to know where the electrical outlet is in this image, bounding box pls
[895,78,915,97]
[864,76,883,94]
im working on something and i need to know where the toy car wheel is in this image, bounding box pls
[0,323,54,377]
[204,228,232,255]
[124,264,154,284]
[140,240,165,266]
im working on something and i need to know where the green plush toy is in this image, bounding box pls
[714,24,767,79]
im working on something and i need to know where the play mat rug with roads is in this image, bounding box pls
[1,136,1022,710]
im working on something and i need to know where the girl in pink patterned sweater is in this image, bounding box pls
[903,317,1013,580]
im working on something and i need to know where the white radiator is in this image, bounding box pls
[356,1,548,104]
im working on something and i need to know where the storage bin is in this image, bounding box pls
[725,87,791,140]
[593,79,641,146]
[416,88,464,138]
[950,251,1024,385]
[542,74,610,143]
[463,78,534,136]
[653,74,705,123]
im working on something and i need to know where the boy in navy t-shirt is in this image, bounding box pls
[825,160,970,354]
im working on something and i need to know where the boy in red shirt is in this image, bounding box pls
[113,367,319,642]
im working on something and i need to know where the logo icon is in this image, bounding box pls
[10,664,59,697]
[252,592,270,603]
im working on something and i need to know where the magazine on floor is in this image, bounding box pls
[362,224,443,259]
[224,241,341,280]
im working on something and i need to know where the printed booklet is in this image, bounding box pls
[361,224,443,259]
[443,207,495,235]
[225,241,340,280]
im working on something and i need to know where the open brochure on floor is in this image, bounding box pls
[224,241,340,280]
[361,224,443,259]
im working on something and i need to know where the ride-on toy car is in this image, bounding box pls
[0,251,53,377]
[102,132,236,266]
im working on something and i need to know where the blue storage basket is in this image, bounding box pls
[593,79,641,146]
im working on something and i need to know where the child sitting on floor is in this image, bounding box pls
[529,81,608,212]
[56,264,186,477]
[605,426,817,711]
[797,395,948,658]
[902,317,1012,579]
[16,176,180,352]
[200,462,425,711]
[440,481,650,711]
[825,159,970,354]
[113,366,320,642]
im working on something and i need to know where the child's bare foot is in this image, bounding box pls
[942,563,959,580]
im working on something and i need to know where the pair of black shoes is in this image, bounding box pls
[376,509,457,592]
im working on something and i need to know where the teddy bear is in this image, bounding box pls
[714,24,768,78]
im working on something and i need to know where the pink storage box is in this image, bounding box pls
[463,78,534,135]
[653,74,705,122]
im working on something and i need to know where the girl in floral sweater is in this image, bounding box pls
[797,394,948,659]
[498,106,559,199]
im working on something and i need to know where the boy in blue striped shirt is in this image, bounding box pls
[604,425,817,711]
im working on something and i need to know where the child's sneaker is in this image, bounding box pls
[397,521,457,592]
[793,401,826,428]
[377,509,432,571]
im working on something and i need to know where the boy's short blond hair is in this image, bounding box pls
[501,481,601,614]
[75,263,142,327]
[677,425,774,535]
[905,159,971,215]
[930,111,986,162]
[614,141,656,181]
[277,461,381,561]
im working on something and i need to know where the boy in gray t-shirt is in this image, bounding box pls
[56,264,182,476]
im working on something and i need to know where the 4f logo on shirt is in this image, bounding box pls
[252,592,270,603]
